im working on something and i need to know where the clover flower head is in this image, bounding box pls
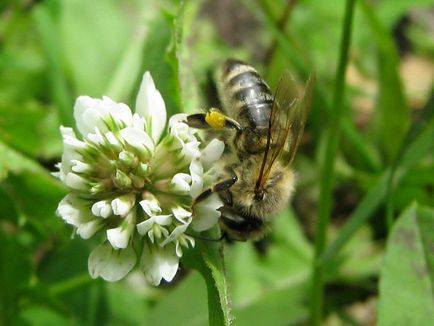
[55,72,224,285]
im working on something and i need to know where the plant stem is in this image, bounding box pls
[260,0,298,66]
[49,273,93,295]
[310,0,356,324]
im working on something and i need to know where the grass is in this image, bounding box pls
[310,0,357,324]
[0,0,432,325]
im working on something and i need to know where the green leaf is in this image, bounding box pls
[58,0,133,98]
[359,0,410,162]
[140,10,180,116]
[104,23,147,102]
[311,0,357,324]
[227,211,312,325]
[322,103,434,264]
[0,228,33,325]
[242,0,382,173]
[378,203,434,325]
[183,229,233,326]
[146,272,208,326]
[235,285,308,326]
[166,1,202,112]
[105,282,149,325]
[40,240,109,325]
[336,226,382,280]
[386,91,434,227]
[105,4,164,102]
[0,140,51,181]
[172,0,204,113]
[0,100,61,158]
[20,305,75,326]
[200,239,233,326]
[33,3,73,126]
[0,101,44,156]
[375,0,433,30]
[0,23,46,103]
[0,141,65,230]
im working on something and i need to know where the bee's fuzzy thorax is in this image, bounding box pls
[229,157,295,221]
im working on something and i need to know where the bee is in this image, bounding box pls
[187,59,315,241]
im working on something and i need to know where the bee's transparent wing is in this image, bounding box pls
[256,72,314,190]
[256,72,297,189]
[281,73,315,165]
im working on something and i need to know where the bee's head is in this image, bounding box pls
[254,187,265,201]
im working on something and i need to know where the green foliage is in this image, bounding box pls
[0,0,433,325]
[183,233,233,326]
[311,1,357,324]
[378,203,434,325]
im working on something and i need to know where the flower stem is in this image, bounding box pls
[310,0,356,324]
[49,273,93,295]
[183,228,233,326]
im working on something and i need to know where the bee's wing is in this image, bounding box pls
[256,72,314,190]
[281,73,315,165]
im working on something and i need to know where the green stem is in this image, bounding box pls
[321,104,433,264]
[49,273,93,295]
[241,0,381,173]
[259,0,298,66]
[310,0,356,324]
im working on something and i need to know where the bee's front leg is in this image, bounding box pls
[186,109,242,132]
[192,167,237,207]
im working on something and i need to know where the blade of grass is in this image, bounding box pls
[341,116,382,172]
[170,0,203,113]
[259,0,298,66]
[321,111,434,264]
[33,4,73,126]
[241,0,381,172]
[0,140,58,181]
[105,25,147,101]
[310,1,356,325]
[386,91,434,229]
[359,0,409,162]
[240,0,309,75]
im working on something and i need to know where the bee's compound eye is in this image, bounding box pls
[254,190,264,201]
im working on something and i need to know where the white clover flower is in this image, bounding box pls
[55,72,224,285]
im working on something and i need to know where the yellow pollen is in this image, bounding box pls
[205,111,226,129]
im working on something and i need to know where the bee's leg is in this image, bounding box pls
[218,190,233,206]
[186,232,227,242]
[193,177,237,206]
[186,109,242,132]
[192,168,237,206]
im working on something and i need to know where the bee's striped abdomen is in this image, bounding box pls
[218,60,274,132]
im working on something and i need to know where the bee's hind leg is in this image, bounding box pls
[186,109,242,132]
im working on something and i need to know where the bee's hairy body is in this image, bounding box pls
[217,60,275,157]
[214,60,295,241]
[217,156,295,241]
[188,59,313,241]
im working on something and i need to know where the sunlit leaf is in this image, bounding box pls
[378,203,434,325]
[146,272,208,326]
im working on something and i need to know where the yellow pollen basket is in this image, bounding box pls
[205,110,226,130]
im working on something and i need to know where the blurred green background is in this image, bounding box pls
[0,0,433,325]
